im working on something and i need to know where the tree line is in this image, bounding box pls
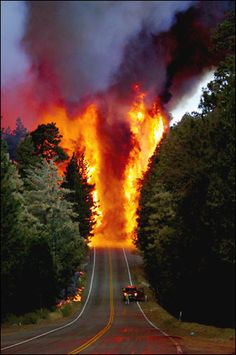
[136,11,235,327]
[1,121,95,321]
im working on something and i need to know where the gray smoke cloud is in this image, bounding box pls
[22,1,194,103]
[1,1,30,88]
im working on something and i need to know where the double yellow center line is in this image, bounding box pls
[69,250,114,354]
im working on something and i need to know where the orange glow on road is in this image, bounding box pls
[40,87,167,248]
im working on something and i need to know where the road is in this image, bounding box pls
[1,248,182,354]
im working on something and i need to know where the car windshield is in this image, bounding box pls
[125,287,137,292]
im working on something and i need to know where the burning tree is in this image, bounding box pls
[1,0,234,324]
[62,152,96,241]
[2,1,232,247]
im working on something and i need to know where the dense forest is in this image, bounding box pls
[136,12,235,327]
[1,10,235,330]
[1,122,95,321]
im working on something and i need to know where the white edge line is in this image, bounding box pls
[1,247,96,351]
[122,248,183,355]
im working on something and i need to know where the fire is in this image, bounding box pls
[40,87,167,248]
[124,92,165,241]
[56,287,83,309]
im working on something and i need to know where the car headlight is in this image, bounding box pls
[124,292,127,296]
[134,292,137,296]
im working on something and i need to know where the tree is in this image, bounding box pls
[62,152,96,240]
[22,235,56,312]
[136,181,181,309]
[2,117,28,160]
[23,159,87,293]
[199,11,235,115]
[16,134,42,178]
[136,12,235,327]
[1,138,30,318]
[14,117,28,140]
[30,122,68,162]
[1,127,87,317]
[137,107,235,326]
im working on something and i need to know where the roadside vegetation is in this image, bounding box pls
[2,271,87,330]
[130,251,235,354]
[1,122,95,323]
[136,11,235,328]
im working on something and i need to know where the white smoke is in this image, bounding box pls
[1,1,30,88]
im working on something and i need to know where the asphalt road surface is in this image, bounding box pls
[1,248,182,354]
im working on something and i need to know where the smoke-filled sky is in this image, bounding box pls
[170,70,215,125]
[1,1,30,87]
[1,0,231,128]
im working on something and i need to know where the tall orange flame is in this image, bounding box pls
[123,91,165,244]
[40,87,167,248]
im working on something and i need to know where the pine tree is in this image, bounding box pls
[23,159,87,292]
[136,12,235,327]
[16,134,42,178]
[2,117,28,160]
[14,117,28,140]
[62,152,96,240]
[1,139,29,318]
[30,122,68,162]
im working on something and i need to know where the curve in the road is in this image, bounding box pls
[1,248,183,354]
[1,248,97,352]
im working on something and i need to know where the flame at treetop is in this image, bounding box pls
[40,86,168,248]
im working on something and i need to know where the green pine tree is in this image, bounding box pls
[62,152,96,241]
[136,11,235,327]
[16,134,42,178]
[1,139,29,318]
[30,122,68,162]
[23,159,87,293]
[2,117,28,160]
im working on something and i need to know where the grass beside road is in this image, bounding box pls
[130,250,235,355]
[1,301,84,336]
[1,272,87,335]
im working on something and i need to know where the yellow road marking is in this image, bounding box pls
[68,250,114,354]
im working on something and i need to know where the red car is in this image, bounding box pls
[122,285,146,302]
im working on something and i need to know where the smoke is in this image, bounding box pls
[156,2,230,110]
[1,1,29,88]
[112,1,232,107]
[21,1,194,105]
[1,1,37,129]
[1,1,232,127]
[1,1,232,245]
